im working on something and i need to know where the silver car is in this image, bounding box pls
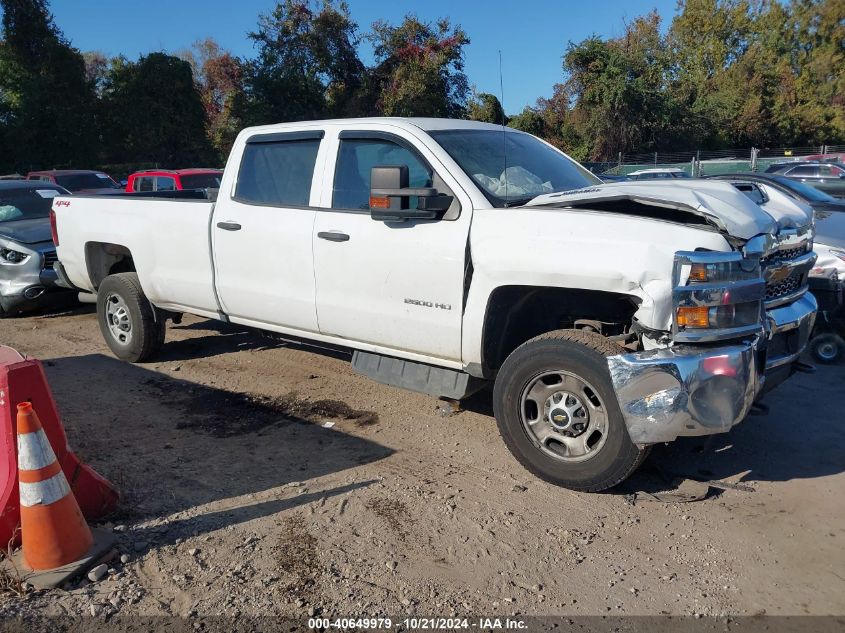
[0,181,71,316]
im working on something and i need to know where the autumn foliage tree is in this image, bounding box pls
[180,38,245,158]
[369,16,469,117]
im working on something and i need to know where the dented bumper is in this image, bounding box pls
[607,294,816,444]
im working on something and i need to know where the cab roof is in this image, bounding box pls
[239,117,516,136]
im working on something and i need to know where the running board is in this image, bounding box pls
[351,351,486,400]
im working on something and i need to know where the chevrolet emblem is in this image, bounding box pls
[768,265,792,283]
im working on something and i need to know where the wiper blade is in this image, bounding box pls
[503,197,534,208]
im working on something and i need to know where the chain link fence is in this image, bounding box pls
[587,144,844,177]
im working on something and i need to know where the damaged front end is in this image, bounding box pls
[607,230,817,445]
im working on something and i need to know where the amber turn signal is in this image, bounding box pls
[676,306,709,328]
[369,196,390,209]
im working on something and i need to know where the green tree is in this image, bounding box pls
[557,11,671,159]
[0,0,97,172]
[666,0,754,147]
[100,53,212,166]
[467,91,505,124]
[369,15,469,117]
[507,107,545,137]
[237,0,366,126]
[776,0,845,144]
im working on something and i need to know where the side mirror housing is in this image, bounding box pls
[369,165,453,222]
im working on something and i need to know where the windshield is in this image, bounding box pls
[0,187,63,222]
[55,173,119,191]
[429,129,600,207]
[180,173,222,189]
[772,175,837,202]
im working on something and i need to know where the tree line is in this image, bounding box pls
[0,0,842,175]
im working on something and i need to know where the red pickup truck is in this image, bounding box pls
[125,169,223,193]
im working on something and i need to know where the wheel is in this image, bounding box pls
[809,333,845,364]
[97,273,166,362]
[493,329,649,492]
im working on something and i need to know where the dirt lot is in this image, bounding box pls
[0,305,843,621]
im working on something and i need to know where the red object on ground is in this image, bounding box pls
[0,346,118,547]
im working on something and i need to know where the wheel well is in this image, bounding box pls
[85,242,136,289]
[481,286,640,376]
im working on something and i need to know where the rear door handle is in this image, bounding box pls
[317,231,350,242]
[216,221,242,231]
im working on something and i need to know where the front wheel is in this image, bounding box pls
[97,273,165,362]
[493,330,648,492]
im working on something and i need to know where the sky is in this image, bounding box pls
[46,0,679,114]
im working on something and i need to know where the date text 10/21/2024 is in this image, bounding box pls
[307,617,528,630]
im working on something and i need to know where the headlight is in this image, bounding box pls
[685,260,760,283]
[676,302,761,330]
[672,251,765,342]
[0,247,29,264]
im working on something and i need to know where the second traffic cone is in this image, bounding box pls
[16,402,93,570]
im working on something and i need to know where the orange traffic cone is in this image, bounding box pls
[16,402,94,570]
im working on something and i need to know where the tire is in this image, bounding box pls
[97,273,165,362]
[493,329,649,492]
[809,333,845,365]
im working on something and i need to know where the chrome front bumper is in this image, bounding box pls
[608,293,817,445]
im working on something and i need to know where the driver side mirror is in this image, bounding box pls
[369,165,453,222]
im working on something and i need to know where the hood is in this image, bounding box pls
[525,180,794,240]
[0,217,51,245]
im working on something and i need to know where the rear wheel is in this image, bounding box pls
[97,273,165,362]
[493,329,648,491]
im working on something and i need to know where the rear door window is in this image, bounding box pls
[235,137,321,207]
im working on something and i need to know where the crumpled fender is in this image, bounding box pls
[461,207,732,368]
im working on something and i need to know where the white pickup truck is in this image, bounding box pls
[52,118,817,491]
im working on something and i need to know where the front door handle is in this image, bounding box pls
[216,221,242,231]
[317,231,350,242]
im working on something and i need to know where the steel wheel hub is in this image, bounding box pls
[817,341,837,361]
[520,370,609,462]
[105,293,132,345]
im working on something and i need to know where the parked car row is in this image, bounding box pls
[599,157,845,199]
[0,166,222,317]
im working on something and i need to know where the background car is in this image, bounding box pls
[763,162,845,197]
[0,181,73,316]
[125,168,223,193]
[707,172,845,214]
[26,169,122,194]
[805,152,845,164]
[597,173,630,182]
[625,168,690,180]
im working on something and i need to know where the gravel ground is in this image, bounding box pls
[0,305,843,621]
